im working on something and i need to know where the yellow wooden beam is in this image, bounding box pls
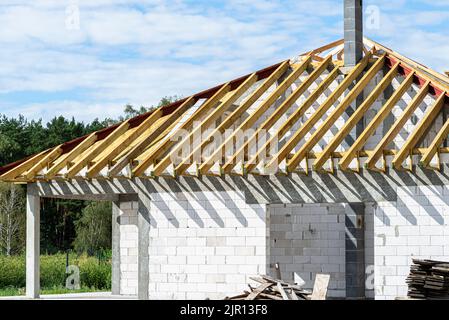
[244,63,341,174]
[86,109,165,178]
[220,55,332,174]
[314,60,399,170]
[198,56,312,175]
[45,133,98,179]
[264,51,372,174]
[339,71,415,171]
[65,119,132,179]
[0,150,49,181]
[154,61,290,177]
[107,99,197,178]
[420,117,449,167]
[113,84,231,177]
[365,80,430,170]
[364,37,449,92]
[138,71,260,177]
[24,146,63,180]
[288,53,384,172]
[302,39,344,56]
[392,92,446,169]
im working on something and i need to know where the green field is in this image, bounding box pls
[0,253,111,296]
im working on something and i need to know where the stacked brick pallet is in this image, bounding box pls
[406,259,449,299]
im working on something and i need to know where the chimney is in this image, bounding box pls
[344,0,363,67]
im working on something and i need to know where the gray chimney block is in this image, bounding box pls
[344,0,363,67]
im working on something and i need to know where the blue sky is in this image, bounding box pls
[1,0,448,123]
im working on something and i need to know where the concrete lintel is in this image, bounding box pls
[26,190,40,298]
[32,164,449,206]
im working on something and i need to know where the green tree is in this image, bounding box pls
[73,201,112,255]
[122,95,182,119]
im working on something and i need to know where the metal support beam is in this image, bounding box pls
[26,191,40,298]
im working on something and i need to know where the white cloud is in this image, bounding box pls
[0,0,448,123]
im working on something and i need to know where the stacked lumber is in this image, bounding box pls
[406,259,449,299]
[224,275,312,300]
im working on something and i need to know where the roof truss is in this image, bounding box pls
[2,38,449,183]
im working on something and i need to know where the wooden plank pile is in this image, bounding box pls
[406,259,449,299]
[224,275,312,300]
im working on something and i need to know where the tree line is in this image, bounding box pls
[0,97,179,256]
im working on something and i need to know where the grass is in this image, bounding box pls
[0,286,107,297]
[0,252,111,296]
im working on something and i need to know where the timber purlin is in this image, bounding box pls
[1,38,449,182]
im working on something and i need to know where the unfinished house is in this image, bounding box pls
[1,0,449,300]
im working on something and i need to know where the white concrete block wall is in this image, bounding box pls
[146,190,268,300]
[373,185,449,300]
[119,200,139,295]
[267,203,346,298]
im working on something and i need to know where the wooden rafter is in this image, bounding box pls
[6,39,449,182]
[150,61,290,177]
[120,95,198,177]
[264,51,372,174]
[302,39,344,56]
[108,84,231,177]
[137,71,260,177]
[365,38,449,91]
[392,92,446,169]
[65,119,133,178]
[338,71,415,171]
[86,108,166,178]
[198,56,312,175]
[219,55,332,174]
[244,63,341,174]
[420,117,449,168]
[45,132,98,179]
[288,53,384,172]
[0,150,49,181]
[313,60,399,170]
[365,80,430,170]
[24,146,63,180]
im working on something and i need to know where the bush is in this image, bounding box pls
[0,253,111,290]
